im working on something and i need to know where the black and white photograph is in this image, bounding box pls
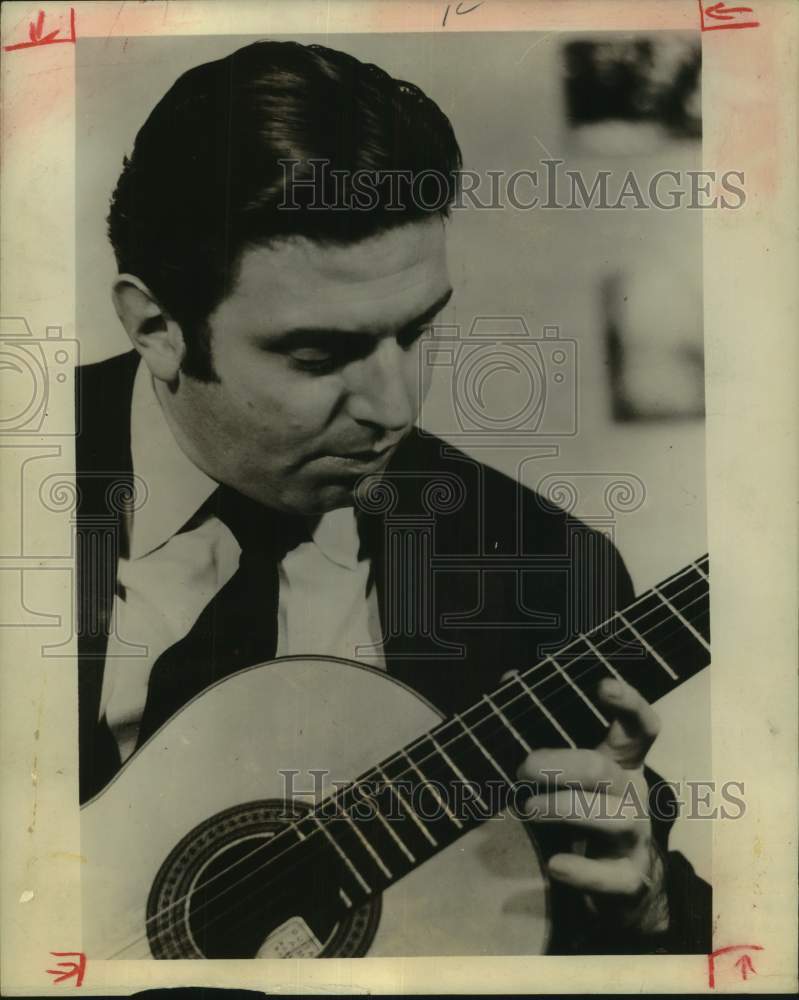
[74,28,711,961]
[0,1,796,994]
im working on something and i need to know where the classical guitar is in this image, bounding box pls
[81,556,710,959]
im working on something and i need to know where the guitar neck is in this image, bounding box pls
[305,556,711,899]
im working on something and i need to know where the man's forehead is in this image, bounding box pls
[228,218,450,333]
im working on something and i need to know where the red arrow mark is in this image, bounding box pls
[705,2,755,19]
[46,951,86,987]
[734,954,757,981]
[27,10,59,44]
[4,8,76,52]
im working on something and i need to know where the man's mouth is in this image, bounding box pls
[340,445,395,461]
[325,441,401,467]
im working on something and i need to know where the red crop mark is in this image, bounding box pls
[4,8,76,51]
[698,1,760,31]
[707,944,763,988]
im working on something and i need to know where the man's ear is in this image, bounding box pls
[111,275,186,382]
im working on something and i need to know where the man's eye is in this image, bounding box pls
[289,350,336,373]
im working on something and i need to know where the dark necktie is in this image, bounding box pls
[135,485,310,747]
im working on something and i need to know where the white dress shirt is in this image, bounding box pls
[100,360,385,761]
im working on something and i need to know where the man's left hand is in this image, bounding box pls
[515,676,669,934]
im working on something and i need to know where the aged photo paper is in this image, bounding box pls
[1,0,796,994]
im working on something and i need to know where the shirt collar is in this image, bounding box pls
[128,359,218,559]
[309,506,363,571]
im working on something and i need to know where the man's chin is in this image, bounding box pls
[250,464,394,517]
[300,472,394,517]
[290,481,357,517]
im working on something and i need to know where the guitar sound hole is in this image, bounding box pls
[146,799,381,958]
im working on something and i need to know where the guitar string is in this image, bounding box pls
[112,568,709,958]
[108,566,709,957]
[114,570,710,958]
[116,573,709,959]
[141,600,711,957]
[121,590,710,958]
[138,603,712,961]
[144,604,712,950]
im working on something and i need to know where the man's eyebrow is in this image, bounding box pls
[263,288,454,348]
[398,287,454,332]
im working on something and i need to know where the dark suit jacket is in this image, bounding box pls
[76,350,710,953]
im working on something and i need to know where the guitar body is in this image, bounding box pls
[82,657,548,959]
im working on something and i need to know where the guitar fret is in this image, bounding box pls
[364,788,417,864]
[453,713,514,784]
[581,634,626,685]
[616,610,679,680]
[652,584,711,652]
[660,565,706,610]
[545,655,609,725]
[275,556,710,906]
[335,803,393,880]
[515,672,577,749]
[432,716,517,800]
[374,765,438,846]
[483,691,532,754]
[429,733,491,814]
[350,767,442,868]
[400,750,463,830]
[311,814,372,894]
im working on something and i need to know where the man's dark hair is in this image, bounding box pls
[107,40,462,379]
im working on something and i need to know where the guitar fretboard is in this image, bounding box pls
[286,556,710,906]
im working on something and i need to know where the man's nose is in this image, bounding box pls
[345,340,416,433]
